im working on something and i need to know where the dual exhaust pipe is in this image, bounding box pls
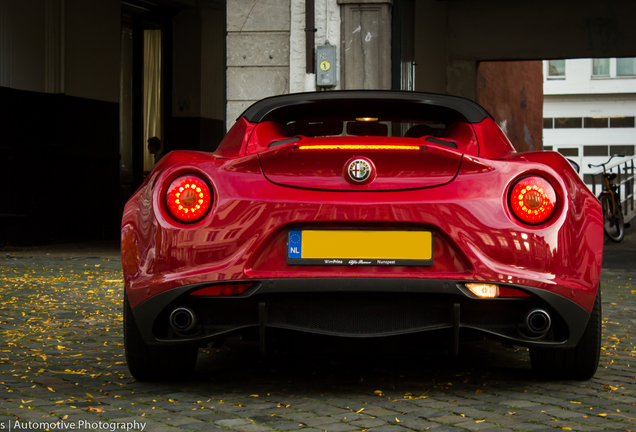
[168,305,551,338]
[169,307,197,333]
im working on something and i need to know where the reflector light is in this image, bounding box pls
[189,283,252,296]
[510,176,556,224]
[298,144,420,151]
[166,176,212,222]
[466,283,499,298]
[499,287,531,298]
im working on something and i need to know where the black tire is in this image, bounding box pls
[600,194,625,242]
[124,294,198,381]
[530,288,602,380]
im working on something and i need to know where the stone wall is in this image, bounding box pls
[289,0,341,93]
[226,0,291,130]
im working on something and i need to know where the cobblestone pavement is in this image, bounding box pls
[0,235,635,432]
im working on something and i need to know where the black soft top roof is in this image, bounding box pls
[238,90,493,124]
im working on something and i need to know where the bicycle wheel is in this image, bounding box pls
[599,194,625,242]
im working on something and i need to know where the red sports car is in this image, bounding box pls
[121,91,603,381]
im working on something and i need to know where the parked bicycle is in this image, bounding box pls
[589,155,625,242]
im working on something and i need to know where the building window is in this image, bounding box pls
[610,145,635,156]
[592,58,610,76]
[617,58,636,76]
[558,148,579,157]
[609,116,635,128]
[544,146,553,151]
[544,116,634,129]
[554,117,582,128]
[584,146,609,157]
[548,60,565,78]
[584,117,609,128]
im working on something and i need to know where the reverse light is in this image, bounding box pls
[464,284,531,298]
[166,175,212,223]
[298,144,420,151]
[466,283,499,298]
[189,283,252,296]
[510,176,557,224]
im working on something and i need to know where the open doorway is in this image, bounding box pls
[143,28,163,173]
[120,8,168,207]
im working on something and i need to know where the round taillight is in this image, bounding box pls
[166,176,212,222]
[510,176,556,224]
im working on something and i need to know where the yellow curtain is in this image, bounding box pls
[143,30,162,172]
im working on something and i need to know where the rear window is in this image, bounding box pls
[285,118,447,138]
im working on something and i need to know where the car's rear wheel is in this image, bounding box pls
[530,288,601,380]
[124,294,198,381]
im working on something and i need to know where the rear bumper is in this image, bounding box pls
[131,278,592,350]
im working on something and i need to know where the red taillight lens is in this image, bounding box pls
[510,176,556,224]
[189,283,252,296]
[166,176,212,222]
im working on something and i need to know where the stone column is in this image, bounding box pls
[226,0,291,131]
[338,0,392,90]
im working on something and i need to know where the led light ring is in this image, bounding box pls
[166,176,212,222]
[510,176,557,224]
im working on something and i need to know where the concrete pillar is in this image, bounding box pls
[226,0,291,131]
[338,0,392,90]
[290,0,341,93]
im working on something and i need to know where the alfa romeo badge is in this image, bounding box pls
[348,159,371,182]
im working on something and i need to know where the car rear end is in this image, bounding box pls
[121,91,603,380]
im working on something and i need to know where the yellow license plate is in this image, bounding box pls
[287,230,433,266]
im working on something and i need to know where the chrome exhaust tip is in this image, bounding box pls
[524,308,551,336]
[169,307,196,333]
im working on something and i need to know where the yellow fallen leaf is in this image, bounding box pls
[47,387,55,392]
[86,393,94,398]
[476,420,485,423]
[62,415,68,420]
[356,408,365,413]
[86,406,104,413]
[598,413,607,417]
[395,418,401,423]
[250,395,259,397]
[570,401,581,404]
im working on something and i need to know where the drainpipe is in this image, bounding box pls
[305,0,316,91]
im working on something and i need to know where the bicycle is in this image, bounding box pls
[589,155,625,242]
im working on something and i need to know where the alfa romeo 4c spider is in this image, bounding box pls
[121,91,603,381]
